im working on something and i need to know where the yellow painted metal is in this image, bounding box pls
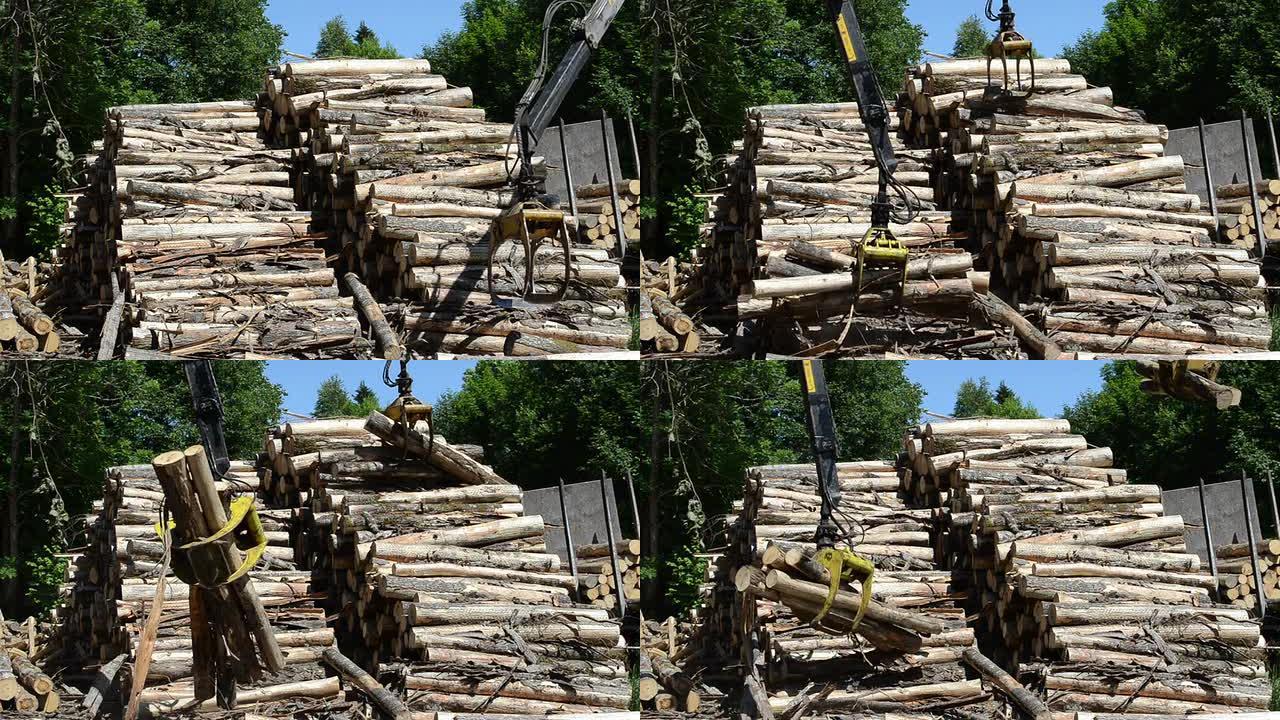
[812,547,875,630]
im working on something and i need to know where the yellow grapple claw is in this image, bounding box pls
[161,495,268,588]
[812,547,875,632]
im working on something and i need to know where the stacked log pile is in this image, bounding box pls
[578,180,641,250]
[1216,539,1280,612]
[0,258,64,354]
[578,539,641,612]
[696,102,1024,357]
[262,58,630,357]
[1217,180,1280,252]
[62,101,369,358]
[724,459,1006,718]
[57,460,347,717]
[905,416,1271,715]
[265,414,633,716]
[904,59,1270,356]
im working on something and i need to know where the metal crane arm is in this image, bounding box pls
[799,359,874,630]
[515,0,625,195]
[825,0,898,180]
[801,359,844,550]
[185,360,231,476]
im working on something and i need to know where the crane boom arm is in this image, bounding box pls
[825,1,897,175]
[185,360,231,476]
[800,360,843,549]
[517,0,625,186]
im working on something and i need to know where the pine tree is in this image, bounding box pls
[314,376,355,418]
[952,15,990,58]
[352,382,382,416]
[315,16,355,58]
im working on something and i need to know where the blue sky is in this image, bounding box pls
[266,361,477,418]
[909,0,1111,57]
[905,361,1106,419]
[264,1,1110,65]
[267,0,468,60]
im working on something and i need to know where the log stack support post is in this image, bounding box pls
[1199,476,1219,599]
[600,471,627,617]
[1242,111,1268,259]
[1268,109,1280,181]
[1241,470,1267,617]
[1267,469,1280,536]
[625,468,641,538]
[600,111,628,258]
[1198,118,1220,238]
[558,476,581,601]
[559,121,579,220]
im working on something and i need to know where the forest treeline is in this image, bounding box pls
[0,360,642,618]
[3,1,1276,258]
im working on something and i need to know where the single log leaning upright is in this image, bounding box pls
[151,447,281,705]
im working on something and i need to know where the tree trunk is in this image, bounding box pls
[5,395,22,614]
[4,18,21,246]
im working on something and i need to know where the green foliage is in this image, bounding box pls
[0,0,283,256]
[643,360,922,616]
[1065,362,1280,490]
[352,382,382,416]
[1064,0,1280,128]
[0,361,283,616]
[663,548,708,615]
[952,15,990,58]
[316,17,356,58]
[22,549,65,615]
[24,186,68,257]
[433,362,644,493]
[315,16,400,59]
[664,188,709,260]
[953,378,1040,419]
[314,375,356,418]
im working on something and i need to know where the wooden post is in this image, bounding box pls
[1198,118,1219,241]
[625,468,641,540]
[1268,109,1280,181]
[1241,111,1267,259]
[600,111,627,258]
[1241,470,1266,618]
[558,120,578,221]
[1267,470,1280,539]
[558,477,580,601]
[626,111,642,179]
[599,470,627,617]
[1198,477,1219,600]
